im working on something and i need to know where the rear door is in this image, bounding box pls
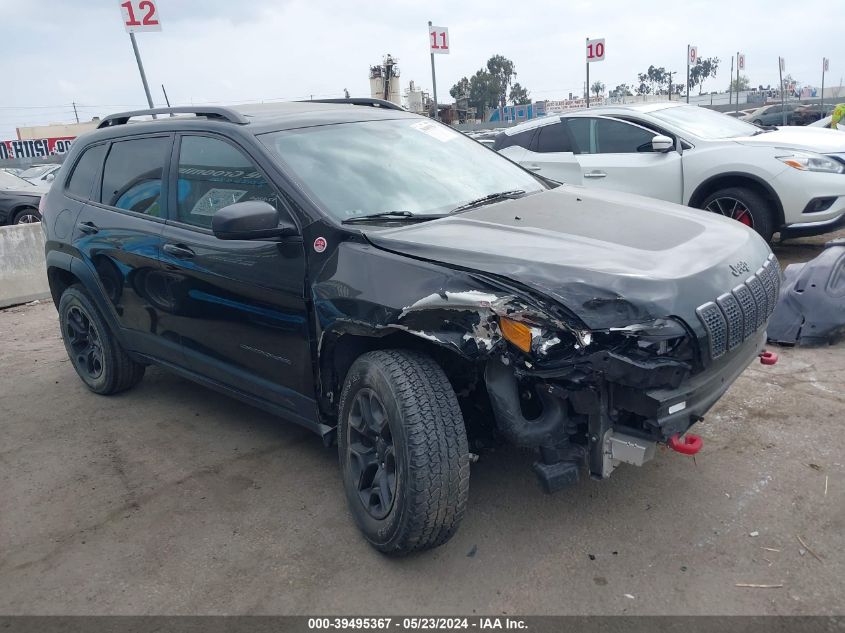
[71,134,180,363]
[562,116,683,203]
[518,121,584,185]
[158,132,316,427]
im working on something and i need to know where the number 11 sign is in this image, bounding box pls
[429,26,449,54]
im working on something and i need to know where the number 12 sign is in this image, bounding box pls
[119,0,162,33]
[429,26,450,54]
[586,38,605,62]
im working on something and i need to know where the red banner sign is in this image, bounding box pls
[0,137,75,160]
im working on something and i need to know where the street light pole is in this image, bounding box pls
[428,21,438,121]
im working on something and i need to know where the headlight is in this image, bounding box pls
[777,151,845,174]
[609,318,692,359]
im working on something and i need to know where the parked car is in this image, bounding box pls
[0,170,46,224]
[810,114,844,131]
[742,102,801,126]
[494,102,845,241]
[18,163,61,186]
[1,167,23,176]
[42,101,777,554]
[792,104,835,126]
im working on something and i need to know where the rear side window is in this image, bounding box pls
[493,129,535,151]
[534,123,573,153]
[176,135,279,229]
[66,144,107,199]
[100,137,170,216]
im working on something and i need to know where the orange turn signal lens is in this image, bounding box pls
[499,317,533,353]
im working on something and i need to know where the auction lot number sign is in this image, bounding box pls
[119,0,162,32]
[586,37,605,62]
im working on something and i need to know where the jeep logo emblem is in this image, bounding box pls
[729,260,750,277]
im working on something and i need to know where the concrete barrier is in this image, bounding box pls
[0,223,50,308]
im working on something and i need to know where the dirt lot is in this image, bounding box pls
[1,234,843,615]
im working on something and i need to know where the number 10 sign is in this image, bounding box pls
[429,26,450,54]
[586,38,605,62]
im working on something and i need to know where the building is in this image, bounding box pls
[369,54,401,107]
[16,119,100,140]
[404,80,431,115]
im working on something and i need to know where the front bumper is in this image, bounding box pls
[772,168,845,235]
[780,211,845,240]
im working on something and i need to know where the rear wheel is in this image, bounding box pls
[58,285,145,394]
[338,349,470,555]
[700,186,775,242]
[12,207,40,224]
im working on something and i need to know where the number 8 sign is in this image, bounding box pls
[119,0,162,32]
[586,38,605,62]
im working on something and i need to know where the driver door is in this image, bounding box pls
[159,132,316,427]
[563,116,683,203]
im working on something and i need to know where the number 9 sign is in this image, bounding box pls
[119,0,162,33]
[586,38,605,63]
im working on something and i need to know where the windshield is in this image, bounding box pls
[650,105,760,139]
[0,170,33,190]
[18,164,55,179]
[259,118,544,221]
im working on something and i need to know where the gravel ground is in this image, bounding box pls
[0,232,842,615]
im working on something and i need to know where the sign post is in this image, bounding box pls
[585,37,605,108]
[779,57,786,126]
[428,22,449,121]
[728,55,734,105]
[821,57,829,116]
[687,45,697,103]
[119,0,162,112]
[736,52,745,115]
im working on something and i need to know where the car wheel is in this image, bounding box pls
[58,285,145,394]
[12,208,41,224]
[700,186,775,242]
[338,349,470,555]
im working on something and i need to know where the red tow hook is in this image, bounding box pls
[759,350,779,365]
[668,433,703,455]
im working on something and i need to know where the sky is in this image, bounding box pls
[0,0,840,139]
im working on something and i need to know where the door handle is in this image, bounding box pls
[584,171,607,179]
[163,243,196,259]
[77,221,99,235]
[525,164,542,171]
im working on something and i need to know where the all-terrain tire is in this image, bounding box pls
[58,284,145,395]
[700,185,775,242]
[338,349,470,555]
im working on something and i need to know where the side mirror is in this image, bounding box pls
[212,200,298,240]
[651,135,674,153]
[45,173,56,182]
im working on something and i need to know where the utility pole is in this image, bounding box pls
[72,101,79,124]
[735,51,741,115]
[428,21,438,121]
[729,55,734,105]
[779,57,786,126]
[686,45,690,104]
[586,37,590,108]
[821,58,828,116]
[129,32,156,117]
[161,84,171,107]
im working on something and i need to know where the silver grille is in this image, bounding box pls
[697,254,780,359]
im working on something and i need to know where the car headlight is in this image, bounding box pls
[777,151,845,174]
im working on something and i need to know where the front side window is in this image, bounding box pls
[176,136,278,229]
[260,118,544,221]
[564,118,656,154]
[100,137,170,216]
[67,144,107,199]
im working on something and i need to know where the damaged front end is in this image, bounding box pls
[314,242,766,493]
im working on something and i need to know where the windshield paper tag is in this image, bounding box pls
[410,120,459,142]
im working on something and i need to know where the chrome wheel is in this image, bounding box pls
[705,196,754,228]
[15,212,40,224]
[346,388,397,520]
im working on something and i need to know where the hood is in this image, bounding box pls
[365,186,773,329]
[734,126,845,152]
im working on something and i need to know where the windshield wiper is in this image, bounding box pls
[449,190,527,214]
[342,211,446,225]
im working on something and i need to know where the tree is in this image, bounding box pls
[728,74,751,92]
[591,81,605,99]
[609,84,633,98]
[637,65,671,95]
[509,82,530,105]
[688,57,720,95]
[486,54,517,109]
[450,54,528,115]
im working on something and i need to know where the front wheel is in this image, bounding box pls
[700,186,775,242]
[338,350,470,555]
[12,208,40,224]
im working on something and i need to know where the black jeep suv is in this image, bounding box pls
[41,100,778,554]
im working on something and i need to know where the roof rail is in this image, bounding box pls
[97,106,249,129]
[303,98,406,112]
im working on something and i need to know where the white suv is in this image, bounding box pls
[494,103,845,241]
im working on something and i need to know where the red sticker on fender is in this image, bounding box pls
[313,236,327,253]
